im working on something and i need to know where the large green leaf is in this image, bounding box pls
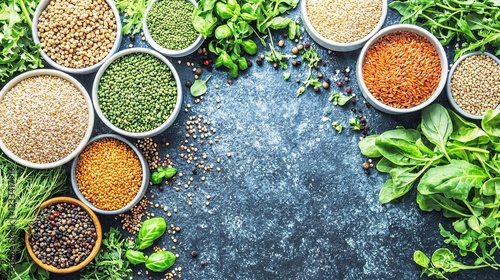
[482,109,500,137]
[375,129,429,166]
[418,160,488,200]
[358,134,382,158]
[421,104,453,157]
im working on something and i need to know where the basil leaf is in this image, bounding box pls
[125,250,147,265]
[145,251,176,272]
[137,217,167,250]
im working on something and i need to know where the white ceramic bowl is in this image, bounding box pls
[71,134,150,215]
[143,0,204,57]
[0,69,94,169]
[447,52,500,120]
[356,24,448,114]
[92,48,182,138]
[32,0,122,74]
[301,0,387,52]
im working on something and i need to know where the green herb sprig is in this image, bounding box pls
[113,0,152,35]
[359,104,500,279]
[151,166,177,185]
[297,47,321,96]
[389,0,500,61]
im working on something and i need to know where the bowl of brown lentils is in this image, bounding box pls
[70,134,150,215]
[143,0,204,57]
[25,196,102,274]
[32,0,122,74]
[301,0,387,52]
[0,69,94,169]
[446,52,500,120]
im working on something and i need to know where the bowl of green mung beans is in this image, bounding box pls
[92,48,182,138]
[143,0,204,57]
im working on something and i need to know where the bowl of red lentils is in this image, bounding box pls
[143,0,204,57]
[0,69,94,169]
[25,196,102,274]
[92,48,182,138]
[356,24,448,114]
[70,134,150,215]
[446,52,500,120]
[32,0,122,75]
[301,0,387,52]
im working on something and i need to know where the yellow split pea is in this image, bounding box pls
[75,138,142,211]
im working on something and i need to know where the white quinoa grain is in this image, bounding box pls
[306,0,382,43]
[0,75,89,164]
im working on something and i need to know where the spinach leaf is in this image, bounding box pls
[421,104,452,162]
[358,134,382,158]
[449,110,490,145]
[416,193,471,218]
[375,130,430,166]
[379,166,419,203]
[137,217,167,250]
[190,75,212,97]
[481,109,500,137]
[418,160,488,200]
[376,157,399,173]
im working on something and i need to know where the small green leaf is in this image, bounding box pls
[190,75,212,97]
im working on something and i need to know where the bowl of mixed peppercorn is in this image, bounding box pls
[70,134,150,215]
[92,48,182,138]
[25,196,102,274]
[142,0,204,57]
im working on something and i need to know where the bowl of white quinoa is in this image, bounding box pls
[301,0,387,52]
[32,0,122,74]
[446,52,500,120]
[0,69,94,169]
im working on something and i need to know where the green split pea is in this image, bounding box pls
[97,53,177,133]
[146,0,199,50]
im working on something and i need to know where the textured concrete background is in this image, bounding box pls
[51,0,498,279]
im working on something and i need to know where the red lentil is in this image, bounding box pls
[75,137,143,210]
[361,31,442,108]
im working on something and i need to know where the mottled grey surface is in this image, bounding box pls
[48,1,498,280]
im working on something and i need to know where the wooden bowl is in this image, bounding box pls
[25,197,102,274]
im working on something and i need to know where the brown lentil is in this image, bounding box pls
[450,54,500,116]
[362,31,442,108]
[37,0,117,68]
[0,75,89,164]
[306,0,382,43]
[75,138,143,211]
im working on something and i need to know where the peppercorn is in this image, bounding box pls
[351,99,356,104]
[313,86,320,92]
[337,81,343,87]
[185,80,192,88]
[256,57,263,65]
[278,40,285,47]
[297,44,304,50]
[317,73,323,79]
[305,42,310,48]
[201,261,206,266]
[191,251,198,257]
[273,62,278,69]
[351,108,357,113]
[195,68,203,75]
[246,59,252,68]
[344,76,349,82]
[322,81,330,89]
[346,87,351,93]
[291,47,299,54]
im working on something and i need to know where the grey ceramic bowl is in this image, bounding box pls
[356,24,448,114]
[446,51,500,120]
[92,48,183,138]
[32,0,122,74]
[71,134,150,215]
[143,0,204,57]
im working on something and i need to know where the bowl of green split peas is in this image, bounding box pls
[143,0,204,57]
[92,48,182,138]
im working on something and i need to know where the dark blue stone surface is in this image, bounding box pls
[41,1,498,279]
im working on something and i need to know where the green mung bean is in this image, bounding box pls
[146,0,198,50]
[97,53,177,133]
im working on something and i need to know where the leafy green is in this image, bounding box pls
[125,250,147,265]
[190,75,212,97]
[193,0,299,78]
[358,104,500,278]
[136,217,167,250]
[297,46,321,96]
[332,121,343,134]
[0,0,44,84]
[144,251,176,272]
[113,0,152,35]
[389,0,500,61]
[329,92,353,106]
[0,154,67,279]
[150,166,177,185]
[81,228,134,280]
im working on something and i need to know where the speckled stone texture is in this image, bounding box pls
[49,1,498,279]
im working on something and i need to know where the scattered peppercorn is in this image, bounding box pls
[346,87,351,93]
[337,81,343,87]
[278,40,285,47]
[191,251,198,257]
[256,57,263,65]
[185,80,192,88]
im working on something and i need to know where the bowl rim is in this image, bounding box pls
[24,196,102,274]
[70,133,150,215]
[32,0,123,74]
[300,0,388,50]
[0,69,95,169]
[143,0,204,57]
[356,24,449,114]
[92,47,183,138]
[446,51,500,120]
